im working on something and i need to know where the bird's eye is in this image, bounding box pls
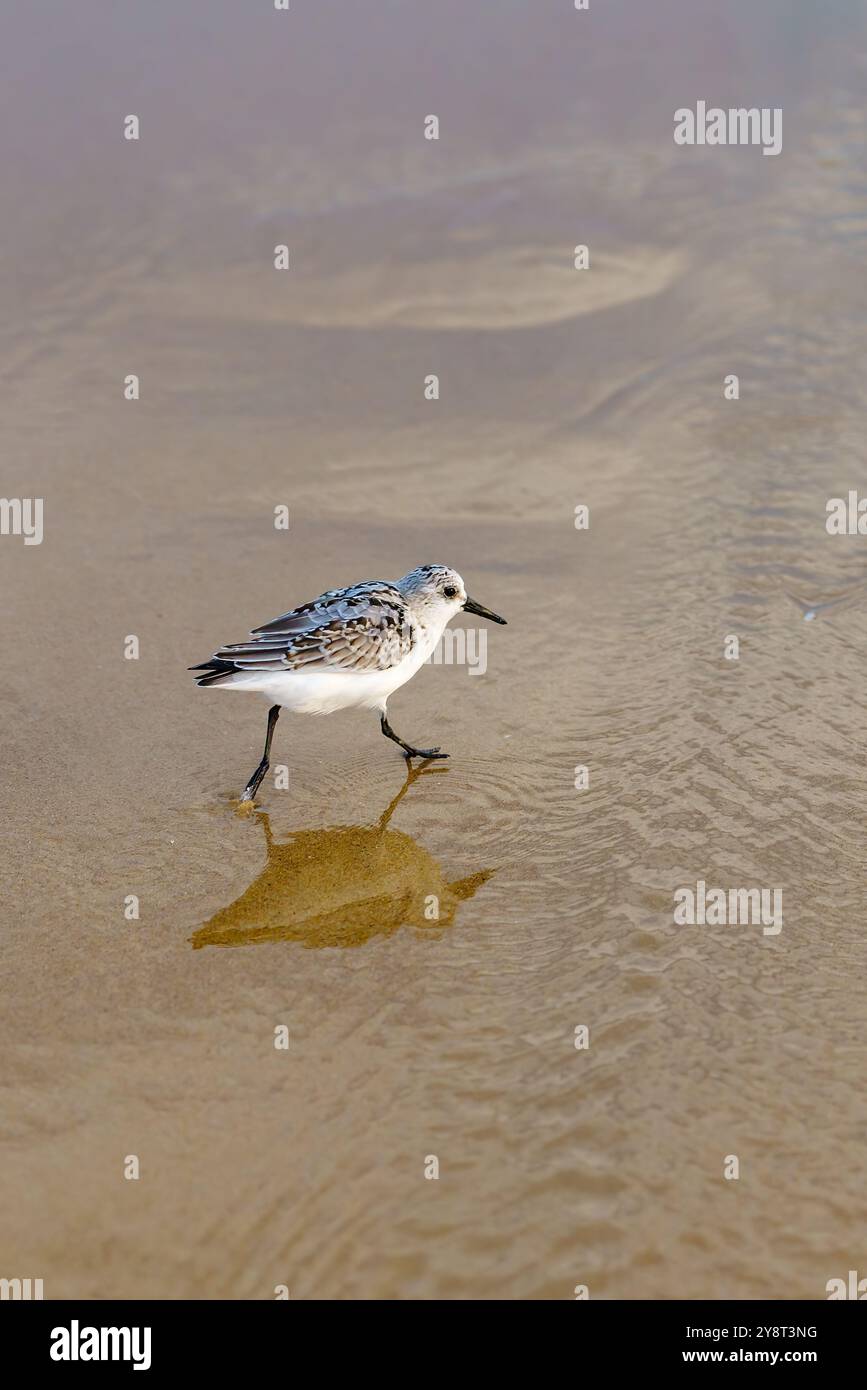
[443,585,458,600]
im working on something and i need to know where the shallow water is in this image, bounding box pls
[2,0,867,1298]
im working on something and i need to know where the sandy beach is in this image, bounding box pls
[2,0,867,1299]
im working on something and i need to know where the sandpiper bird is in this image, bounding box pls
[190,564,506,803]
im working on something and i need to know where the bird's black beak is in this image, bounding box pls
[463,596,507,625]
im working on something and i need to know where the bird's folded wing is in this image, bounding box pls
[212,582,414,674]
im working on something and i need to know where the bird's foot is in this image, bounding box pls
[404,746,449,761]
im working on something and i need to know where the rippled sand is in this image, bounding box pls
[2,0,867,1299]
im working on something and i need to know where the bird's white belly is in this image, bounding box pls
[223,637,435,716]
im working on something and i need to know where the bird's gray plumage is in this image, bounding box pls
[192,581,415,684]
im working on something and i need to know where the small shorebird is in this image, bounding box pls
[190,564,506,802]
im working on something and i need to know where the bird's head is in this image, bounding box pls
[396,564,507,628]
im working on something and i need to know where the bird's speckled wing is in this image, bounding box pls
[208,582,414,674]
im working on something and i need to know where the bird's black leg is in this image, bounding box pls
[380,712,448,761]
[240,704,281,802]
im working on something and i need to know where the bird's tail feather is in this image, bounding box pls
[189,658,237,687]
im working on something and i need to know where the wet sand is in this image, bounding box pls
[2,1,867,1298]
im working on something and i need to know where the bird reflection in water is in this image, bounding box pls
[191,765,493,949]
